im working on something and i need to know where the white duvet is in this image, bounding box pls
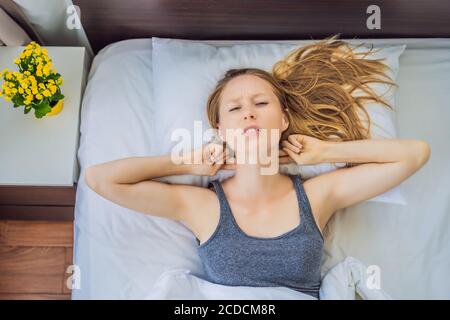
[72,38,450,299]
[146,257,391,300]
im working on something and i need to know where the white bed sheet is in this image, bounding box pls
[72,38,450,299]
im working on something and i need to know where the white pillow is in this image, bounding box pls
[151,37,406,205]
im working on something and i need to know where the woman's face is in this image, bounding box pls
[217,74,289,162]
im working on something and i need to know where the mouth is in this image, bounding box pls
[242,126,260,136]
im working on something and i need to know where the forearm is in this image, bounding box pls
[320,139,430,165]
[86,155,193,184]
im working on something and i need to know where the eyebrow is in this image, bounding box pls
[225,93,268,104]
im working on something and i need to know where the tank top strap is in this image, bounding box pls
[290,175,324,241]
[208,179,226,203]
[207,179,235,227]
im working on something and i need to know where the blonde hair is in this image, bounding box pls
[206,34,397,164]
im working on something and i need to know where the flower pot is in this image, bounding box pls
[46,100,64,116]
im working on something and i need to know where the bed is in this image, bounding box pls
[71,36,450,299]
[69,0,450,299]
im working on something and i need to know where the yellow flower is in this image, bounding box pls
[43,66,50,76]
[0,42,64,109]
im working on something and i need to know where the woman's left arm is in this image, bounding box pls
[318,139,430,209]
[282,136,431,228]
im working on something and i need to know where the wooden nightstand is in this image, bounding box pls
[0,46,88,221]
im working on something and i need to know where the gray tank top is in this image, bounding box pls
[196,174,324,299]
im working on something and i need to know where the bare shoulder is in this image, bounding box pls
[302,174,337,233]
[176,183,220,241]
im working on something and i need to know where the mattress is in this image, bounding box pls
[72,37,450,299]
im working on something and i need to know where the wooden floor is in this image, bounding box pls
[0,221,73,300]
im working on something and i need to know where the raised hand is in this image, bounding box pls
[280,134,326,165]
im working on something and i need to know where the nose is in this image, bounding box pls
[243,106,256,120]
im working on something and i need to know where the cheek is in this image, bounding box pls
[218,112,240,130]
[264,107,285,128]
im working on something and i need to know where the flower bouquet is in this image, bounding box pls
[0,41,64,118]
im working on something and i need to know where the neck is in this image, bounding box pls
[227,148,285,199]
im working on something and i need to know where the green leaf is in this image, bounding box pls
[34,109,44,118]
[34,102,52,117]
[12,96,19,106]
[12,97,24,107]
[52,93,64,101]
[24,106,31,114]
[34,105,50,118]
[46,73,58,81]
[14,95,25,106]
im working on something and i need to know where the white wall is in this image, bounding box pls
[12,0,93,61]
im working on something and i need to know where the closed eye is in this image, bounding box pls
[229,102,266,112]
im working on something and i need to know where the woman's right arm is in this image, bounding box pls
[84,143,233,223]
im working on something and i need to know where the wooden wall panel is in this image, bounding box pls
[73,0,450,53]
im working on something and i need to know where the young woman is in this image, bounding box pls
[85,36,430,299]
